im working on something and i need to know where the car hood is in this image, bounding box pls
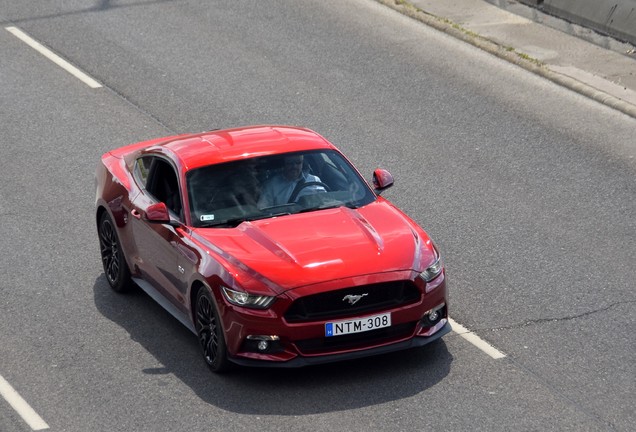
[192,200,435,294]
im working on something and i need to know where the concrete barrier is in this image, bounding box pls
[517,0,636,45]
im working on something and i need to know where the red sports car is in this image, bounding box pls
[95,125,449,372]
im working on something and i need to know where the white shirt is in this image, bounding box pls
[258,172,324,208]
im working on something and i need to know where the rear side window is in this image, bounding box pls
[134,156,153,188]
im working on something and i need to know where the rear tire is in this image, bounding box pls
[98,212,134,293]
[195,288,231,373]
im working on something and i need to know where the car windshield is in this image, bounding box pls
[186,149,376,228]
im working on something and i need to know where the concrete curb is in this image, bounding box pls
[530,0,636,46]
[374,0,636,119]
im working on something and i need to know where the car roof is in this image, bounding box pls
[145,125,337,171]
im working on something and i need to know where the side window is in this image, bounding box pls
[316,152,348,191]
[134,156,153,189]
[146,159,183,219]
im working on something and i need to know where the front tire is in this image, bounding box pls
[98,212,134,293]
[195,288,231,373]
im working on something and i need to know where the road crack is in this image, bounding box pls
[479,300,635,332]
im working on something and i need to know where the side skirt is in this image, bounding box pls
[132,277,197,335]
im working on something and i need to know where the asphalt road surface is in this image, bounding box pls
[1,1,634,431]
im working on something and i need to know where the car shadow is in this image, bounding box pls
[93,275,453,415]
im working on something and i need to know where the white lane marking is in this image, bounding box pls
[449,318,507,359]
[0,375,49,430]
[5,26,102,88]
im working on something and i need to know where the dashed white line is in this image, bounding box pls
[449,318,507,359]
[5,26,102,88]
[0,375,49,430]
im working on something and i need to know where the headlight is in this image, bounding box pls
[221,286,276,309]
[419,256,443,282]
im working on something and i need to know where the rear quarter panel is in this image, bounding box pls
[96,152,140,275]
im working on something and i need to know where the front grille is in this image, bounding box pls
[284,280,420,323]
[294,321,417,354]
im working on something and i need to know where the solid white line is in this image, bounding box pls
[449,317,507,359]
[0,375,49,430]
[5,26,102,88]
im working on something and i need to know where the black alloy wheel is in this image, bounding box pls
[99,212,133,293]
[196,289,230,373]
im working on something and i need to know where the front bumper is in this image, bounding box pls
[215,270,449,367]
[228,320,451,368]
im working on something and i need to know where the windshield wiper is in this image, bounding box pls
[200,218,247,228]
[298,204,342,214]
[199,212,292,228]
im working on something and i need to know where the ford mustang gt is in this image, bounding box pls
[95,125,450,372]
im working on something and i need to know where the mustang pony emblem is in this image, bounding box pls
[342,293,368,305]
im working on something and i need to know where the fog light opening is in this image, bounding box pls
[428,309,439,323]
[422,303,446,327]
[244,335,282,354]
[257,340,269,351]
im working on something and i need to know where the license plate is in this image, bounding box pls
[325,313,391,337]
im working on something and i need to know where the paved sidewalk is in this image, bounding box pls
[376,0,636,118]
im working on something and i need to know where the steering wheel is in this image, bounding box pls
[288,181,330,203]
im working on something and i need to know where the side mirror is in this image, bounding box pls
[372,168,394,192]
[145,202,171,223]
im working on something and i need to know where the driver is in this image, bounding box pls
[258,154,325,207]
